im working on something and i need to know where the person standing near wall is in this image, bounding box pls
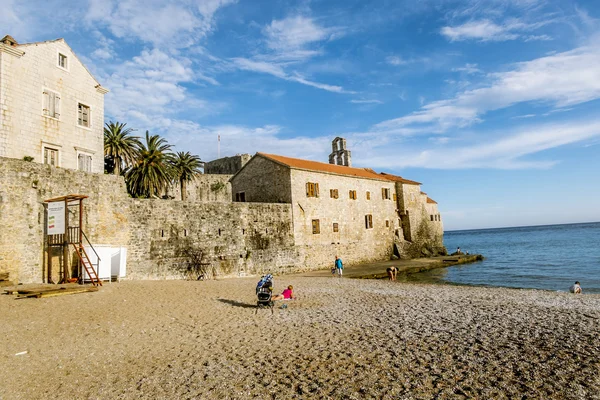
[335,256,344,278]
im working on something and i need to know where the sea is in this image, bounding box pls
[405,221,600,294]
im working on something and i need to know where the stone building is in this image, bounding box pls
[0,35,108,173]
[230,151,444,265]
[204,154,252,174]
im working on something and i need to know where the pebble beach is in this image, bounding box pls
[1,278,599,399]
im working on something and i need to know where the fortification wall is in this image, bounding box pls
[0,157,298,283]
[167,174,232,202]
[0,157,129,283]
[204,154,251,175]
[126,200,296,279]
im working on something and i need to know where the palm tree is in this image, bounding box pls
[170,151,203,201]
[104,122,141,175]
[126,131,173,198]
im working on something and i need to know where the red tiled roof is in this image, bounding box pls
[258,153,389,181]
[427,197,438,204]
[379,172,422,186]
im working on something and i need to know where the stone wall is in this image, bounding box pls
[204,154,251,175]
[0,39,106,173]
[167,174,232,202]
[0,157,129,283]
[231,155,292,203]
[0,157,298,283]
[126,201,296,279]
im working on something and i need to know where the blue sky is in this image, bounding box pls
[3,0,600,230]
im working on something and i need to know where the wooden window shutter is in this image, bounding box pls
[82,106,89,126]
[393,194,397,201]
[306,182,310,197]
[54,93,60,118]
[382,188,385,199]
[42,90,50,115]
[315,183,319,197]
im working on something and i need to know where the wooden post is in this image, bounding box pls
[78,199,83,280]
[63,198,69,283]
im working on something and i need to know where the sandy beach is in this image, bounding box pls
[1,278,599,399]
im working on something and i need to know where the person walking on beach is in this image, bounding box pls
[334,256,344,278]
[387,266,397,281]
[570,281,582,294]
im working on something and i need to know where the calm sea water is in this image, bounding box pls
[406,222,600,294]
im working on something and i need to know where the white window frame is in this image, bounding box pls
[42,88,61,120]
[77,102,92,130]
[41,141,62,167]
[75,148,94,173]
[57,50,69,72]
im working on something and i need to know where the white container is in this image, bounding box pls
[84,245,128,281]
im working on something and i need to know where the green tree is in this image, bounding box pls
[126,131,173,198]
[103,122,141,175]
[170,151,203,201]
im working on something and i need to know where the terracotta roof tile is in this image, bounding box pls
[426,197,438,204]
[379,172,422,186]
[258,153,389,181]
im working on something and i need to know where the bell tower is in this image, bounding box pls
[328,137,352,167]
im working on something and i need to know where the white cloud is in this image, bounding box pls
[441,18,553,42]
[231,58,352,94]
[452,63,482,74]
[103,49,209,122]
[375,44,600,133]
[357,119,600,169]
[160,120,332,161]
[350,99,383,104]
[386,56,408,66]
[227,13,351,93]
[86,0,236,47]
[264,16,336,51]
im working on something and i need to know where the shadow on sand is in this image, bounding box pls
[217,298,257,309]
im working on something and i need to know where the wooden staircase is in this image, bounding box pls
[71,243,102,287]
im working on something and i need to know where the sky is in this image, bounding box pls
[2,0,600,230]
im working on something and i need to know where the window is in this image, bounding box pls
[430,215,434,221]
[235,192,246,202]
[58,53,68,69]
[306,182,319,197]
[349,190,357,200]
[330,189,339,199]
[312,219,320,234]
[333,223,339,233]
[42,89,60,119]
[78,103,90,127]
[365,214,373,229]
[78,153,92,172]
[385,220,390,227]
[382,188,391,200]
[366,191,371,200]
[44,147,58,166]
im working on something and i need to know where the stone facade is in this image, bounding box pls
[0,157,298,283]
[0,36,108,173]
[204,154,252,175]
[231,153,444,266]
[1,146,444,283]
[167,174,232,202]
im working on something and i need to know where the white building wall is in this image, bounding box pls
[0,39,106,173]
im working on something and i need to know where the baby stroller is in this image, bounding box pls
[255,274,274,314]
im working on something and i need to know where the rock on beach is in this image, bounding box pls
[1,278,599,399]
